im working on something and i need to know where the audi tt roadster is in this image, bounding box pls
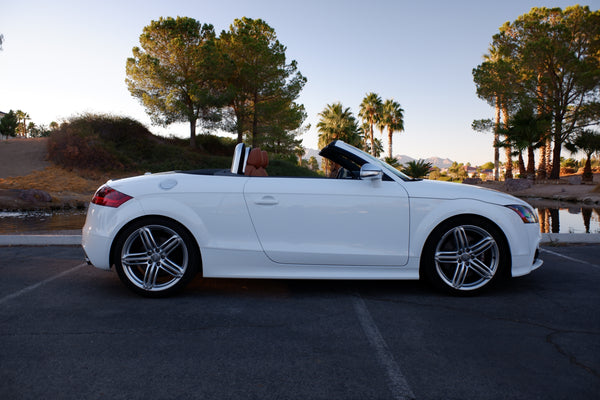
[82,140,542,297]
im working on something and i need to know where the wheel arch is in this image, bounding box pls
[418,213,512,277]
[109,214,203,276]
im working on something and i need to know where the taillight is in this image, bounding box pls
[91,185,132,208]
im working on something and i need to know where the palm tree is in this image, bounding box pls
[294,145,305,166]
[473,45,518,181]
[565,130,600,183]
[316,102,362,148]
[358,92,382,156]
[378,99,404,159]
[317,102,362,175]
[498,106,549,180]
[364,137,384,158]
[384,156,400,169]
[402,160,432,179]
[14,110,30,137]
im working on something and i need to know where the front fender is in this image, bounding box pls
[409,197,539,269]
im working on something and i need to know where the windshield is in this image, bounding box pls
[350,145,416,181]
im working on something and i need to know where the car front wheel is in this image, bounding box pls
[422,217,509,295]
[113,217,199,297]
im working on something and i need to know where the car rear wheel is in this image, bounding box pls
[421,217,509,295]
[113,217,199,297]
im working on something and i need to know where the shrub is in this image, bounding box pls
[268,159,321,177]
[47,114,235,172]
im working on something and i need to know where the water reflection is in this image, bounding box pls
[528,200,600,234]
[0,210,87,234]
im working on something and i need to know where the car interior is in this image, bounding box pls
[181,141,393,180]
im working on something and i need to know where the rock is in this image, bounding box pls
[462,178,482,185]
[504,178,533,192]
[567,175,582,185]
[18,189,52,203]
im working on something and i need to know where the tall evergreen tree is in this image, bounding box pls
[219,17,306,148]
[491,6,600,179]
[126,17,225,148]
[0,110,18,137]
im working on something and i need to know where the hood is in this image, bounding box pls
[402,179,527,206]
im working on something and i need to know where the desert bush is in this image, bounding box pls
[47,113,316,176]
[47,127,123,170]
[47,114,235,172]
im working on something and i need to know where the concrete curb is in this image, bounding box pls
[0,233,599,246]
[0,235,82,246]
[540,233,600,244]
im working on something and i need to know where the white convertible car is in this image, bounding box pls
[82,140,542,297]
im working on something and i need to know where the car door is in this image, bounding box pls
[243,177,409,266]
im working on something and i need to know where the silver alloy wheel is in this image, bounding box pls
[434,224,499,291]
[120,224,188,292]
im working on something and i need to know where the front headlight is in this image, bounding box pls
[506,204,538,224]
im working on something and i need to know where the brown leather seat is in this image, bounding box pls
[245,148,268,177]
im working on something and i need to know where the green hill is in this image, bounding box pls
[47,114,317,177]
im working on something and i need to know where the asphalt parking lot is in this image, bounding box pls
[1,245,599,400]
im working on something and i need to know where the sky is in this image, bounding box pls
[0,0,595,166]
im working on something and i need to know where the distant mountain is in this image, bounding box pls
[303,148,323,167]
[394,155,454,169]
[302,148,454,169]
[424,156,454,169]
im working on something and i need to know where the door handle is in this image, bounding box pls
[255,196,278,205]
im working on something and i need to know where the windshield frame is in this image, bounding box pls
[332,141,416,182]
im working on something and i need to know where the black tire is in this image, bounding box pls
[112,217,200,297]
[421,216,509,296]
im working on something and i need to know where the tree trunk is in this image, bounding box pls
[545,138,553,177]
[549,137,562,179]
[388,127,393,159]
[527,146,536,180]
[189,118,197,148]
[549,117,562,180]
[237,127,243,144]
[493,102,500,181]
[369,123,375,156]
[502,102,512,180]
[251,92,259,147]
[504,146,513,180]
[518,151,525,177]
[582,156,593,183]
[536,74,547,180]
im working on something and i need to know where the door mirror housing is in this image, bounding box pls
[360,163,383,181]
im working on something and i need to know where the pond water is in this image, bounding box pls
[0,200,599,235]
[0,210,87,234]
[525,199,600,234]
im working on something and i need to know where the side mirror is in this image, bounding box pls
[360,163,383,181]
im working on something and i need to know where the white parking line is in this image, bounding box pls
[540,248,600,269]
[353,294,415,400]
[0,263,86,305]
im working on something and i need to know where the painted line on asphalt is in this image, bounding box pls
[0,263,86,305]
[540,248,600,270]
[353,294,415,400]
